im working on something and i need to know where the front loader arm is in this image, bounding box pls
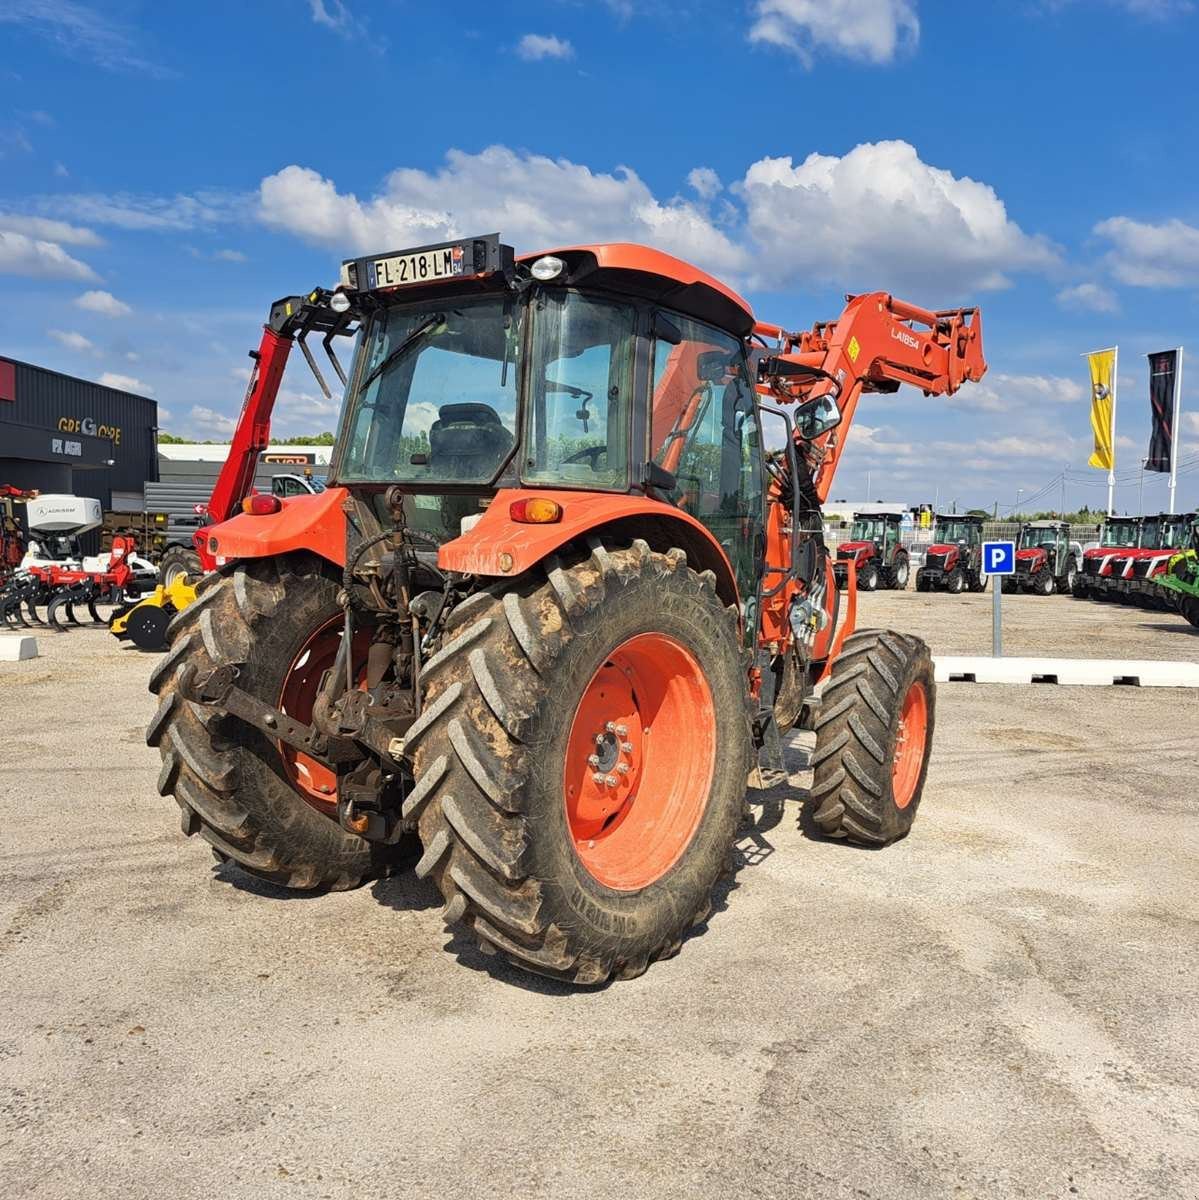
[756,292,986,502]
[200,290,357,550]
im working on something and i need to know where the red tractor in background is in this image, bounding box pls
[1073,514,1142,601]
[1109,513,1195,608]
[147,234,986,985]
[1003,520,1080,596]
[834,510,910,591]
[914,513,987,593]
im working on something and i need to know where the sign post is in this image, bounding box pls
[983,541,1016,657]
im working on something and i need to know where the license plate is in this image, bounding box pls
[371,244,466,289]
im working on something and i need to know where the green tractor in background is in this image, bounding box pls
[1157,514,1199,627]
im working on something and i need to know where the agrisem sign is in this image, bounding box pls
[57,416,122,446]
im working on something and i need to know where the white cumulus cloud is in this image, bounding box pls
[740,140,1059,294]
[257,147,747,279]
[750,0,919,64]
[0,212,100,245]
[1056,281,1118,313]
[75,288,131,317]
[517,33,574,61]
[48,328,94,353]
[1093,216,1199,287]
[255,141,1053,299]
[0,229,98,280]
[99,371,152,394]
[187,405,237,436]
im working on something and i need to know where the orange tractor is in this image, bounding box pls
[149,236,986,983]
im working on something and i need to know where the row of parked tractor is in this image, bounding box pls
[833,507,1199,623]
[833,510,1083,596]
[1074,511,1199,620]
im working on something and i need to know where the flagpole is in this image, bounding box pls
[1110,344,1119,517]
[1169,346,1182,513]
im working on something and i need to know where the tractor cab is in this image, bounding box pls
[322,236,766,602]
[834,510,909,591]
[1008,520,1078,596]
[1076,515,1143,598]
[915,513,986,593]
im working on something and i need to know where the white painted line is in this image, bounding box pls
[933,656,1199,688]
[0,634,39,662]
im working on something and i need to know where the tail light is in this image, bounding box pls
[242,494,282,516]
[510,497,563,524]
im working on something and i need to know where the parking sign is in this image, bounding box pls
[983,541,1015,576]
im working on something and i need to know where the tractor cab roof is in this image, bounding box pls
[853,509,905,521]
[934,512,984,523]
[519,243,755,337]
[1027,520,1067,529]
[338,234,756,339]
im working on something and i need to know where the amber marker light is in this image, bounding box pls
[242,494,283,515]
[510,497,563,524]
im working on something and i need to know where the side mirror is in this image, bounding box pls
[794,392,843,440]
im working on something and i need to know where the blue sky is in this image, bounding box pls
[1,0,1197,514]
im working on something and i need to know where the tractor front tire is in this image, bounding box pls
[1178,594,1199,628]
[946,567,965,595]
[891,556,910,590]
[1033,566,1055,596]
[810,629,935,845]
[968,572,989,593]
[158,544,203,587]
[858,562,880,592]
[147,553,409,890]
[405,540,753,985]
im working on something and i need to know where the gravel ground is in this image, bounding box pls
[1,590,1196,1199]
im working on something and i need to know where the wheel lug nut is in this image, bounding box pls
[595,733,606,746]
[621,741,633,754]
[605,721,617,733]
[604,775,618,787]
[616,763,630,775]
[591,772,606,785]
[588,754,600,767]
[615,724,628,736]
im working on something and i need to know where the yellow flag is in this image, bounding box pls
[1087,349,1116,470]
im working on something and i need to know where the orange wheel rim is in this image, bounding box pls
[277,618,370,816]
[563,632,716,891]
[891,680,928,811]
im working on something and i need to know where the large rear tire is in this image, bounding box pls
[810,629,935,845]
[1178,595,1199,628]
[147,553,409,890]
[405,540,753,985]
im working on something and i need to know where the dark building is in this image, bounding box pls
[0,355,159,512]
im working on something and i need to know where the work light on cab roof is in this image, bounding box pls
[147,226,989,988]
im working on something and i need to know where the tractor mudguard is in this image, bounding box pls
[200,487,348,568]
[438,488,740,605]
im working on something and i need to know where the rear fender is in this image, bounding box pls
[438,489,740,606]
[201,487,347,568]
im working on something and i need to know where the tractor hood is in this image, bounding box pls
[1016,547,1046,567]
[837,541,874,559]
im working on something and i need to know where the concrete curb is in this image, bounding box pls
[933,655,1199,688]
[0,634,39,661]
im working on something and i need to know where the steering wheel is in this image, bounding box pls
[563,445,607,470]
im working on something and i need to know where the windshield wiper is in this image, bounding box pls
[359,312,445,392]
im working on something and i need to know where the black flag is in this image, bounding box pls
[1146,349,1177,473]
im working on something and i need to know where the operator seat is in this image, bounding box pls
[427,403,514,480]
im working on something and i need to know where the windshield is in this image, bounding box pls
[1139,519,1163,549]
[336,295,522,484]
[333,289,639,489]
[934,519,976,544]
[850,518,889,542]
[1019,526,1060,550]
[1103,520,1139,547]
[523,290,636,488]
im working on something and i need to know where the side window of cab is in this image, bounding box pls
[649,312,764,598]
